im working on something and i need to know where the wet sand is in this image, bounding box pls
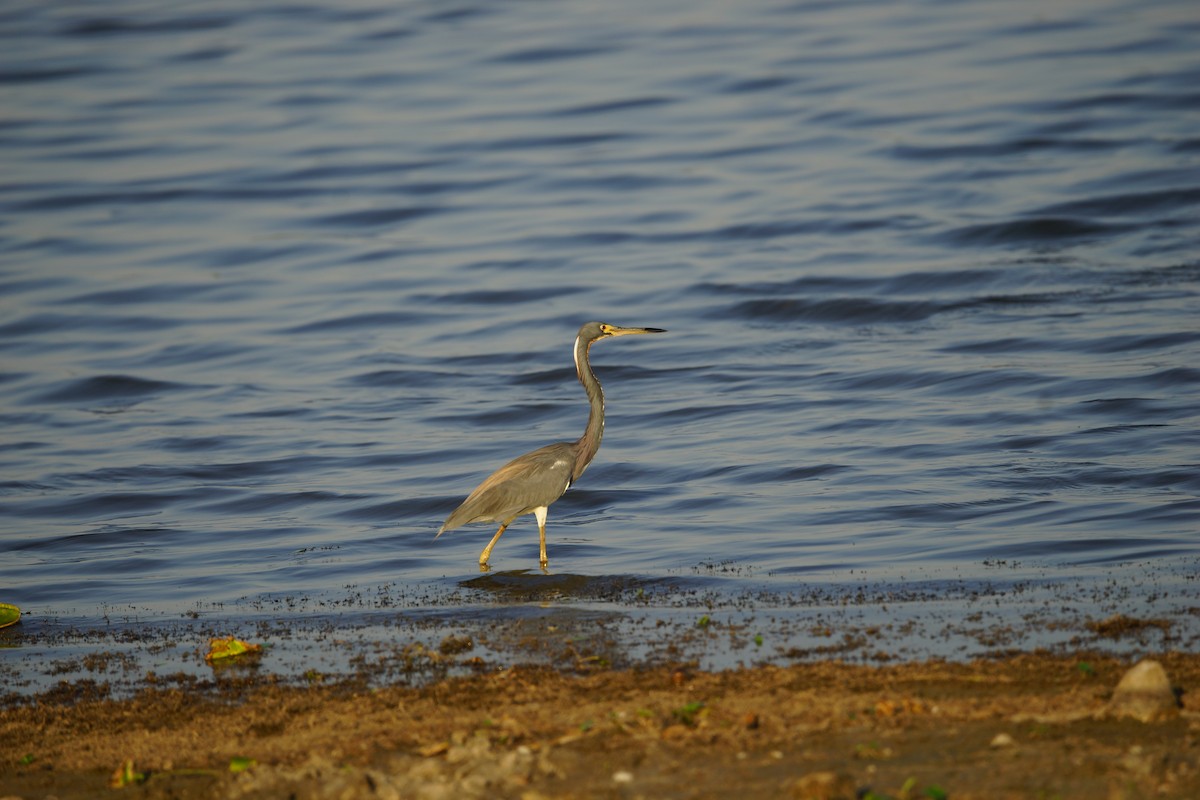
[4,575,1198,799]
[3,649,1198,799]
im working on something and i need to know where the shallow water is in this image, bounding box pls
[1,0,1198,655]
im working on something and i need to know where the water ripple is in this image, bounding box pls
[941,217,1131,246]
[308,206,448,228]
[0,0,1196,623]
[32,374,189,404]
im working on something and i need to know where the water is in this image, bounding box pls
[2,0,1198,679]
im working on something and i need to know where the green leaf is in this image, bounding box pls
[0,603,19,629]
[110,759,146,788]
[229,756,257,773]
[672,701,707,726]
[205,636,263,663]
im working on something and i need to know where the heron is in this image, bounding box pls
[436,321,665,570]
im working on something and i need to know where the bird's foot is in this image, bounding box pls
[478,560,492,574]
[539,559,549,575]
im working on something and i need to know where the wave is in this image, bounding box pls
[32,374,189,404]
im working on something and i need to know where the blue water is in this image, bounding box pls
[1,0,1198,666]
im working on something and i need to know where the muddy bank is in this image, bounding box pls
[3,570,1198,798]
[3,652,1198,799]
[4,565,1196,702]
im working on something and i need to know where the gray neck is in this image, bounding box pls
[572,333,605,479]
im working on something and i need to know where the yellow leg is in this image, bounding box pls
[479,523,508,568]
[534,506,549,571]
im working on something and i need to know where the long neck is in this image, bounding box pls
[572,334,605,479]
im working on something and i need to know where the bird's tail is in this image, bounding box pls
[436,503,473,538]
[434,520,455,539]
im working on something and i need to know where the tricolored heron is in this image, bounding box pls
[437,321,665,570]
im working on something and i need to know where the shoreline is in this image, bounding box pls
[3,650,1198,799]
[4,572,1198,798]
[5,564,1194,701]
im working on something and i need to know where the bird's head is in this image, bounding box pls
[583,321,668,341]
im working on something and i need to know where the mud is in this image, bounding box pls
[3,649,1199,799]
[3,569,1199,798]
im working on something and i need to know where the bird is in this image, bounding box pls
[437,321,665,571]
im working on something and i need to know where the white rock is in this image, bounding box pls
[990,732,1016,748]
[1105,659,1178,722]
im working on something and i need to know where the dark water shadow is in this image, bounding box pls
[459,570,672,602]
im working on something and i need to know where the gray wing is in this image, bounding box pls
[437,442,575,535]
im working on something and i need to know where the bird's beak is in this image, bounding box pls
[601,324,667,337]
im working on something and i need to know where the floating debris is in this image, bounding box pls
[205,635,263,664]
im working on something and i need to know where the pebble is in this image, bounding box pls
[788,770,857,799]
[1104,659,1179,723]
[990,732,1016,748]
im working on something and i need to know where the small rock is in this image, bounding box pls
[788,770,857,800]
[990,732,1016,748]
[417,741,450,758]
[1104,659,1179,722]
[661,723,690,741]
[612,770,634,784]
[1118,744,1156,777]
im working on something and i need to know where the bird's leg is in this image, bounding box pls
[534,506,549,572]
[479,522,508,568]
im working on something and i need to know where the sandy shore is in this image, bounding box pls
[3,651,1198,799]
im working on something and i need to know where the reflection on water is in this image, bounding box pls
[0,0,1196,641]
